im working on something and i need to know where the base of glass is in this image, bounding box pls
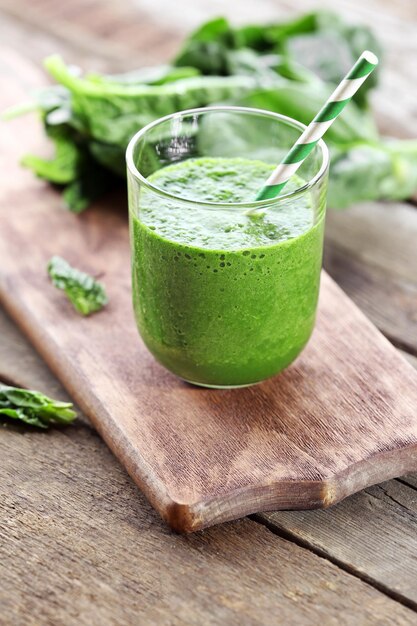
[182,378,262,390]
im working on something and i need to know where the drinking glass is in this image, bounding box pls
[127,106,329,388]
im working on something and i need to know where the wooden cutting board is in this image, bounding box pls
[1,49,417,533]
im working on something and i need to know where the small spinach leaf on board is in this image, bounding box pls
[0,384,76,429]
[47,256,108,316]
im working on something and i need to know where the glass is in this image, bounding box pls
[127,106,329,388]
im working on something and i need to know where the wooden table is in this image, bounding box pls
[1,1,416,624]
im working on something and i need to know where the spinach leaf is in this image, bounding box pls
[44,55,260,148]
[176,12,381,105]
[328,140,417,208]
[283,18,381,107]
[20,121,118,211]
[4,12,417,211]
[174,17,235,74]
[88,141,126,176]
[21,124,81,185]
[47,256,108,315]
[87,64,200,86]
[228,84,377,144]
[63,149,119,212]
[0,383,76,428]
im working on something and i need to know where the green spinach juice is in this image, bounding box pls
[130,157,325,387]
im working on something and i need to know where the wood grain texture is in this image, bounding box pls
[0,0,179,66]
[323,203,417,356]
[2,50,417,533]
[3,380,417,626]
[2,305,416,624]
[1,1,417,619]
[401,473,417,490]
[256,479,417,609]
[402,352,417,370]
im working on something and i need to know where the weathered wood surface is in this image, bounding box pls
[1,0,417,622]
[0,0,179,67]
[324,202,417,355]
[1,306,417,626]
[1,294,416,626]
[2,49,417,533]
[256,479,417,609]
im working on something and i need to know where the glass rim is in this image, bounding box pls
[126,105,330,210]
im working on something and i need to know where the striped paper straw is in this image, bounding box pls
[254,50,378,202]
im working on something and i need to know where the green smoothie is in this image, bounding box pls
[130,157,325,387]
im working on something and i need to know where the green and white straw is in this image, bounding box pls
[255,50,379,202]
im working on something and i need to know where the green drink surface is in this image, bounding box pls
[139,157,313,249]
[130,157,325,387]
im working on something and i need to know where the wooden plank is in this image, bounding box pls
[0,11,416,623]
[0,11,119,71]
[0,0,180,66]
[401,351,417,370]
[4,166,417,535]
[2,49,417,533]
[0,301,73,401]
[256,479,417,609]
[0,304,417,626]
[401,474,417,490]
[1,308,417,626]
[323,203,417,355]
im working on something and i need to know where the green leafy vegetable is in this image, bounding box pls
[0,383,76,429]
[47,256,108,315]
[174,12,381,104]
[3,10,417,210]
[328,139,417,208]
[8,81,120,212]
[228,84,377,145]
[86,64,201,86]
[21,124,81,185]
[43,54,260,148]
